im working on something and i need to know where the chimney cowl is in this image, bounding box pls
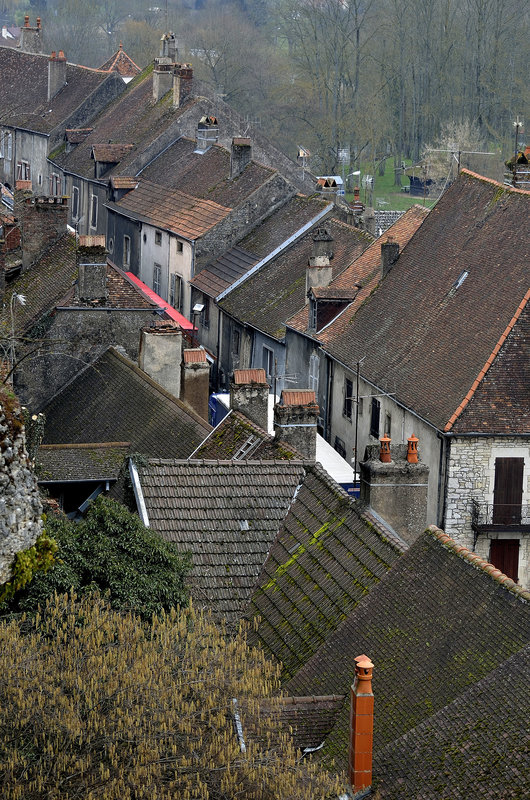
[379,434,391,462]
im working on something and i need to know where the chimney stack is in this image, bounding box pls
[17,192,68,272]
[230,138,252,178]
[306,226,333,300]
[0,238,5,303]
[381,235,400,278]
[172,64,193,109]
[349,655,374,794]
[48,50,67,102]
[152,34,175,103]
[19,15,42,53]
[181,348,210,421]
[273,390,319,461]
[230,368,269,432]
[76,235,108,304]
[360,438,429,545]
[138,322,183,400]
[160,31,177,60]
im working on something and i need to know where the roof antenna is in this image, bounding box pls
[165,0,168,33]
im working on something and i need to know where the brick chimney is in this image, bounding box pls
[230,368,269,431]
[172,64,193,109]
[273,389,319,461]
[138,322,183,400]
[48,50,67,102]
[360,437,429,545]
[349,655,374,794]
[18,193,68,271]
[181,348,210,421]
[381,235,400,278]
[76,235,108,304]
[19,15,43,54]
[230,138,252,178]
[306,226,333,301]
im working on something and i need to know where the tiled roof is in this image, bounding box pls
[42,347,211,456]
[246,465,404,680]
[239,195,334,260]
[109,176,137,190]
[449,297,529,434]
[98,44,141,78]
[320,172,529,430]
[140,137,278,207]
[37,442,129,482]
[234,368,267,384]
[123,271,195,329]
[191,246,258,298]
[183,348,207,364]
[288,204,428,334]
[0,233,77,337]
[261,695,346,751]
[0,47,118,134]
[280,389,316,406]
[287,526,530,769]
[65,128,93,143]
[138,459,307,626]
[92,143,133,162]
[192,410,300,461]
[107,179,231,240]
[220,218,371,340]
[55,262,156,309]
[372,644,530,799]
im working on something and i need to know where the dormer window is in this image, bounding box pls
[309,298,317,331]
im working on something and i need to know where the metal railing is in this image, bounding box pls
[471,499,530,528]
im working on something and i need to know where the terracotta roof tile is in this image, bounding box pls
[281,389,316,406]
[109,176,137,190]
[233,368,267,384]
[107,179,231,240]
[65,128,93,143]
[98,44,141,78]
[183,348,207,364]
[319,173,529,429]
[92,143,133,162]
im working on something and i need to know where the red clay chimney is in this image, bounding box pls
[407,433,419,463]
[24,14,29,27]
[349,655,374,794]
[379,434,391,462]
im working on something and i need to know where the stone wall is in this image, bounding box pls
[0,389,43,584]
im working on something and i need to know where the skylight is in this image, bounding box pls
[453,270,469,290]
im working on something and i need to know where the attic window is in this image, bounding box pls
[452,270,469,290]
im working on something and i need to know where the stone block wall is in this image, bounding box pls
[0,389,43,584]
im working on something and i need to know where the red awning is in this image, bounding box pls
[126,272,195,331]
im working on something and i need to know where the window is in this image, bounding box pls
[309,353,319,393]
[169,273,183,311]
[334,436,346,458]
[370,397,380,438]
[201,296,210,328]
[489,539,520,582]
[123,235,131,267]
[262,346,274,377]
[16,160,30,180]
[155,230,162,246]
[71,186,79,219]
[492,457,524,525]
[6,132,12,161]
[309,299,317,331]
[90,194,98,229]
[232,328,240,356]
[384,412,392,437]
[153,263,162,296]
[49,172,61,197]
[177,240,184,253]
[343,377,353,420]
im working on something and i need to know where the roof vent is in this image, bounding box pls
[452,270,469,290]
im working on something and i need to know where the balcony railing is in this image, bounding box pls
[471,500,530,529]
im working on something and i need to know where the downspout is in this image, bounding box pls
[437,432,450,528]
[189,239,196,319]
[324,354,333,441]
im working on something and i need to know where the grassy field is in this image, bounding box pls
[344,158,438,211]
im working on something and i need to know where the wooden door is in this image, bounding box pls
[489,539,520,582]
[492,458,524,524]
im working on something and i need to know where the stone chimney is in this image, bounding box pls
[381,235,400,278]
[48,50,67,102]
[230,368,269,432]
[306,226,333,300]
[160,31,177,60]
[76,235,108,304]
[349,655,374,794]
[230,138,252,178]
[152,48,174,103]
[18,192,68,271]
[172,64,193,109]
[359,435,429,545]
[19,15,43,54]
[273,389,319,461]
[138,323,183,400]
[181,348,210,421]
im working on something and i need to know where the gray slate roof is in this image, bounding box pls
[138,459,307,626]
[42,347,210,458]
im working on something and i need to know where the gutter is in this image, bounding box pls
[215,203,334,302]
[128,457,149,526]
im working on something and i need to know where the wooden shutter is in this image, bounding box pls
[492,458,524,524]
[489,539,520,582]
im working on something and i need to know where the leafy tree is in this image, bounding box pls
[0,591,342,799]
[1,496,190,619]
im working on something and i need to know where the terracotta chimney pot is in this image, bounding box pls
[407,433,419,463]
[24,14,29,27]
[37,17,41,28]
[379,434,391,462]
[349,655,375,793]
